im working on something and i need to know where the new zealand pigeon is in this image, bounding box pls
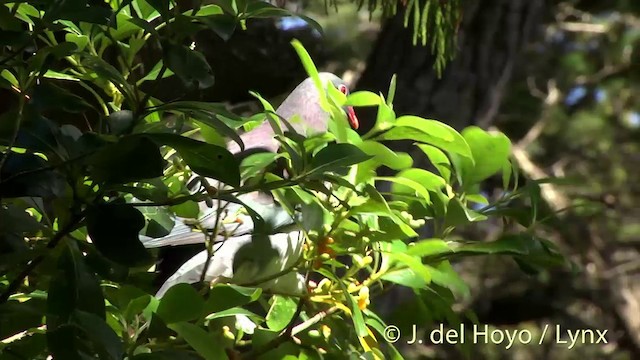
[141,73,359,297]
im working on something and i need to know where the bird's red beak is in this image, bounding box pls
[346,106,359,130]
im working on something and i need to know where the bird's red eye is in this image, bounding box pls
[339,84,348,95]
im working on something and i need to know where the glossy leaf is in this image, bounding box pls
[0,300,44,340]
[86,136,165,184]
[203,284,262,315]
[161,40,215,90]
[291,39,329,112]
[381,268,429,289]
[72,310,125,360]
[406,239,451,257]
[142,133,240,186]
[378,117,473,160]
[416,144,452,182]
[197,14,238,41]
[310,143,372,174]
[444,198,488,227]
[457,126,512,187]
[265,295,298,331]
[345,91,382,107]
[156,283,204,324]
[86,204,152,267]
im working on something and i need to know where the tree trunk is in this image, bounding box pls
[356,0,544,132]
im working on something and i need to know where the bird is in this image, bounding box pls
[140,72,359,298]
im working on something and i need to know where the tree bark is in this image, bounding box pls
[356,0,544,132]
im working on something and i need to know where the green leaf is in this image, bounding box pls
[145,0,170,21]
[142,133,240,186]
[502,159,514,190]
[72,310,124,360]
[151,101,243,122]
[0,300,44,340]
[138,60,175,84]
[454,234,540,256]
[80,54,135,101]
[189,113,243,152]
[363,99,396,139]
[86,204,152,267]
[13,3,40,25]
[387,252,432,284]
[86,136,165,184]
[0,203,46,234]
[32,82,92,113]
[168,322,226,360]
[386,74,397,105]
[240,152,280,178]
[345,91,381,107]
[249,91,283,137]
[170,200,200,219]
[377,176,431,203]
[205,307,263,322]
[380,268,429,289]
[64,33,89,51]
[156,283,204,324]
[444,198,487,228]
[291,39,329,112]
[335,282,368,338]
[27,42,78,76]
[47,242,106,323]
[45,1,112,24]
[466,193,489,205]
[47,245,107,360]
[426,262,470,298]
[265,296,298,332]
[378,116,472,159]
[395,168,447,194]
[394,116,459,143]
[43,70,80,81]
[128,17,160,37]
[197,14,238,41]
[132,350,202,360]
[124,295,152,323]
[357,141,413,173]
[203,284,261,315]
[0,152,65,199]
[0,5,22,31]
[310,143,372,174]
[140,206,175,238]
[0,69,18,87]
[416,144,452,182]
[0,332,47,360]
[192,4,223,16]
[457,126,512,187]
[161,40,215,90]
[406,239,451,257]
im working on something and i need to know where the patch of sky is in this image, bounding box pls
[565,86,587,106]
[629,112,640,128]
[277,16,321,37]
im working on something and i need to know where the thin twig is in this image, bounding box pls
[200,181,228,284]
[291,306,340,336]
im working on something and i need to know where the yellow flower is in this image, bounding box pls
[357,286,370,310]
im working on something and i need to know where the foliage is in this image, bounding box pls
[315,0,461,74]
[0,1,564,359]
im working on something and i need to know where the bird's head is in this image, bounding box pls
[318,72,360,130]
